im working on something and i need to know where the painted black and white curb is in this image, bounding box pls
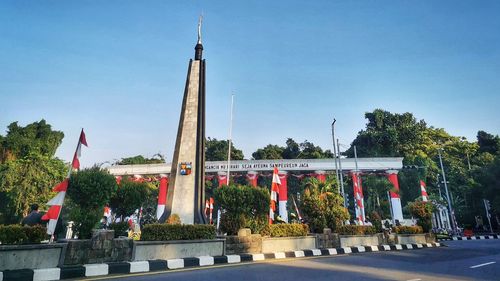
[0,242,442,281]
[438,234,499,241]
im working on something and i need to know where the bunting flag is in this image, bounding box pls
[352,172,365,225]
[278,172,288,223]
[217,172,227,188]
[315,171,326,183]
[204,199,210,217]
[209,197,214,224]
[156,176,168,220]
[71,129,88,170]
[269,167,281,224]
[43,129,87,236]
[246,171,258,187]
[103,205,111,218]
[115,176,122,185]
[420,180,428,202]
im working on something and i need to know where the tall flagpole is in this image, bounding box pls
[226,93,235,185]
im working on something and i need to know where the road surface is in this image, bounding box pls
[95,239,500,281]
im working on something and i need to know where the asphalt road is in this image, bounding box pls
[97,240,500,281]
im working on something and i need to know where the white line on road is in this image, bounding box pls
[406,278,421,281]
[470,261,496,269]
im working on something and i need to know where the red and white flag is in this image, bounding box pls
[42,129,87,236]
[156,176,168,220]
[71,129,88,170]
[269,167,281,224]
[420,180,428,202]
[209,197,214,224]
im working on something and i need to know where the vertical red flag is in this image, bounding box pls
[269,167,281,224]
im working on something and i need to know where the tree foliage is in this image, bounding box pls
[346,109,499,228]
[0,120,67,224]
[67,167,117,238]
[213,185,269,234]
[110,180,154,218]
[300,176,349,233]
[116,154,165,165]
[252,138,333,160]
[205,137,244,161]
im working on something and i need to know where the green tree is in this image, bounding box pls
[109,180,153,219]
[205,137,244,161]
[300,176,349,233]
[0,120,67,224]
[477,131,500,155]
[116,154,165,165]
[67,167,117,238]
[252,144,284,160]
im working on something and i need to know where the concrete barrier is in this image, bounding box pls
[339,235,379,247]
[396,234,427,244]
[132,239,225,261]
[261,236,317,253]
[0,243,66,271]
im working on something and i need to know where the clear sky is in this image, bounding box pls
[1,1,499,166]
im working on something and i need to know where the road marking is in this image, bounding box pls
[470,261,496,268]
[406,279,421,281]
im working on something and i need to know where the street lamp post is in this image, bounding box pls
[438,148,458,234]
[331,119,340,192]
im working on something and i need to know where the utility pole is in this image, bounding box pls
[337,139,346,208]
[226,93,234,185]
[331,119,340,192]
[438,148,457,234]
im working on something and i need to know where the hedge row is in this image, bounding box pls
[0,225,47,244]
[392,225,423,234]
[141,224,216,241]
[336,225,377,235]
[260,223,309,237]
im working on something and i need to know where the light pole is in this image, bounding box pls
[226,93,235,185]
[331,119,340,192]
[337,139,346,208]
[438,148,458,234]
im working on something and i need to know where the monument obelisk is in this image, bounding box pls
[163,17,206,224]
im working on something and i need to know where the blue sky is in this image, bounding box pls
[1,1,499,166]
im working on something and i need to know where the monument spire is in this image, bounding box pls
[195,15,203,60]
[163,18,207,224]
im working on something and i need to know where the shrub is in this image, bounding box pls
[0,225,47,244]
[214,185,269,234]
[407,201,434,233]
[141,224,216,241]
[260,224,309,237]
[110,180,153,218]
[67,167,117,238]
[109,222,129,238]
[392,226,423,234]
[166,214,181,225]
[300,177,349,233]
[337,225,377,235]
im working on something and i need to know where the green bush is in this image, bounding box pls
[336,225,377,235]
[407,201,434,233]
[214,185,269,235]
[109,222,129,238]
[141,224,216,241]
[300,177,349,233]
[0,225,47,244]
[392,225,423,234]
[67,167,117,239]
[110,180,153,218]
[260,224,309,237]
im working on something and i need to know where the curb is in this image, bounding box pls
[0,242,442,281]
[438,234,499,242]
